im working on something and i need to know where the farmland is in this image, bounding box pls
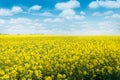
[0,35,120,80]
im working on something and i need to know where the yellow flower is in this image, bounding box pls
[2,74,9,79]
[45,76,52,80]
[21,78,26,80]
[83,71,87,75]
[0,70,5,75]
[57,73,63,79]
[34,70,42,78]
[0,35,120,80]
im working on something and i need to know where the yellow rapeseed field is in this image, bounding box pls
[0,35,120,80]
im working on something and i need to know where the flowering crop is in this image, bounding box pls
[0,35,120,80]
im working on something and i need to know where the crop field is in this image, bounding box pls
[0,35,120,80]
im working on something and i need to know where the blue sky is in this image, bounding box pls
[0,0,120,35]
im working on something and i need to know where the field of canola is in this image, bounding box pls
[0,35,120,80]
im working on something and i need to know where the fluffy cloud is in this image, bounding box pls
[0,17,120,34]
[44,18,64,23]
[0,18,46,34]
[89,0,120,9]
[43,18,52,23]
[29,5,42,11]
[111,14,120,19]
[0,9,13,16]
[69,20,120,35]
[118,0,120,3]
[74,15,86,20]
[59,9,85,20]
[53,18,64,22]
[89,1,99,9]
[0,6,23,16]
[40,12,52,16]
[105,13,120,19]
[55,0,80,10]
[11,6,23,13]
[9,18,32,24]
[103,11,114,15]
[92,12,102,16]
[92,11,114,16]
[0,5,42,16]
[92,11,120,19]
[80,11,86,15]
[55,1,85,20]
[59,9,75,18]
[0,19,5,24]
[32,12,53,16]
[1,17,65,34]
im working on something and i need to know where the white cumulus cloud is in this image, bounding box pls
[69,20,120,35]
[105,13,120,19]
[74,15,86,20]
[111,14,120,19]
[55,0,85,20]
[40,12,53,16]
[80,11,86,15]
[29,5,42,11]
[92,10,114,16]
[59,9,85,20]
[0,9,12,16]
[43,18,52,23]
[9,18,32,24]
[0,6,23,16]
[53,18,64,22]
[89,0,120,9]
[44,18,64,23]
[0,19,5,24]
[103,10,114,15]
[11,6,23,13]
[1,18,46,34]
[55,0,80,10]
[92,12,102,16]
[89,1,99,9]
[59,9,75,18]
